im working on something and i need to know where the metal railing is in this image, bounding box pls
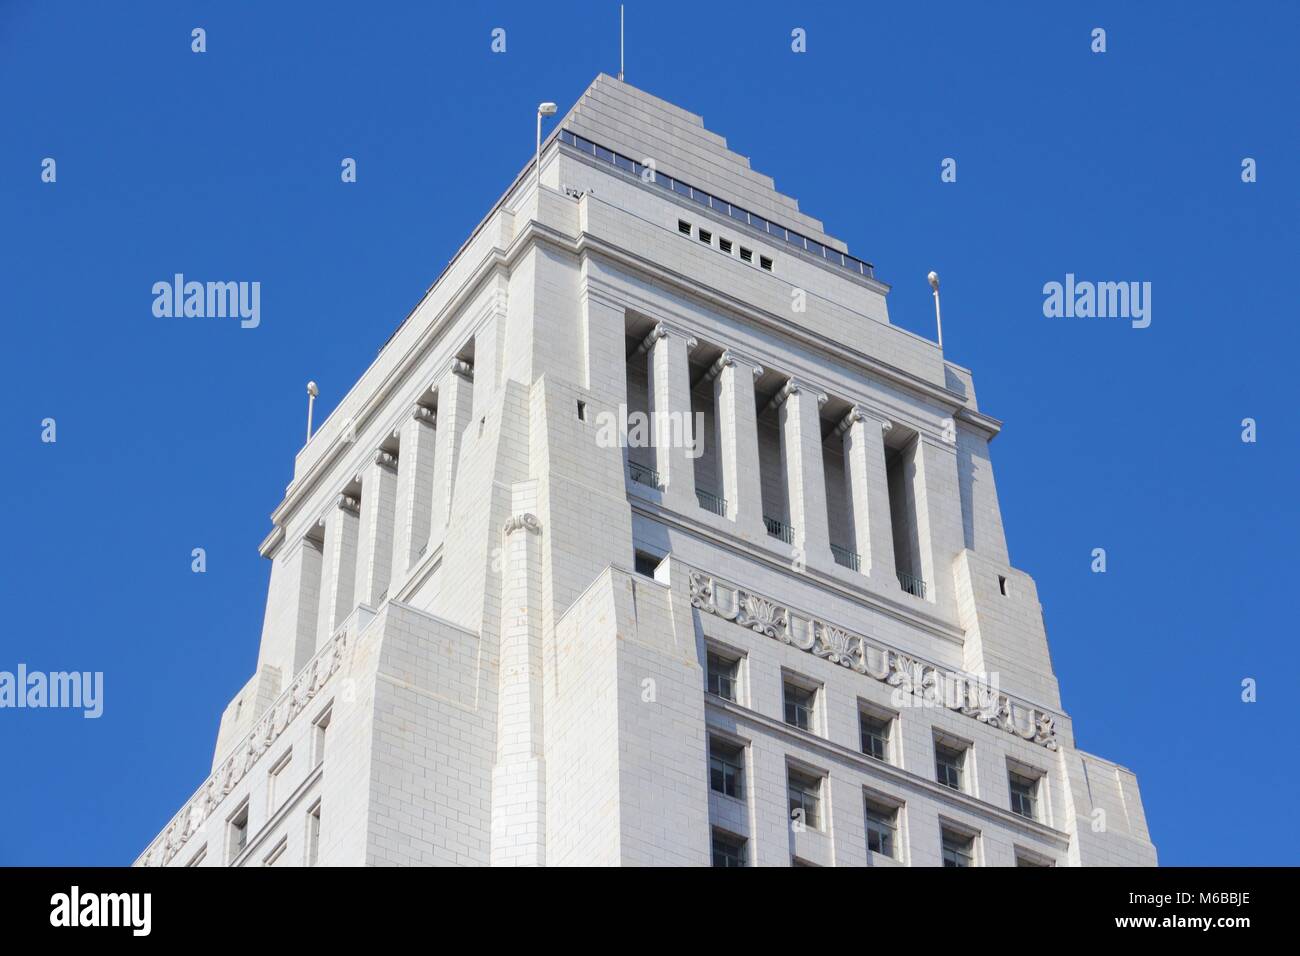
[696,488,728,516]
[558,129,876,281]
[831,544,861,572]
[764,515,794,544]
[897,570,927,599]
[627,460,661,489]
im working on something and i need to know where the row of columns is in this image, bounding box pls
[637,322,910,593]
[301,360,475,664]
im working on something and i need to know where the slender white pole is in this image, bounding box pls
[619,5,625,80]
[928,271,943,350]
[933,288,944,350]
[306,381,319,441]
[536,111,543,191]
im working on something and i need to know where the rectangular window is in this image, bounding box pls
[312,705,332,767]
[227,802,249,864]
[306,801,321,866]
[698,228,712,245]
[633,550,662,578]
[711,828,747,867]
[576,400,587,421]
[941,828,975,868]
[759,255,773,271]
[935,739,967,792]
[708,737,745,799]
[859,709,893,762]
[719,237,733,254]
[267,748,292,815]
[783,680,817,732]
[706,651,740,702]
[739,247,753,263]
[678,219,692,235]
[1009,770,1040,820]
[787,768,823,831]
[1016,851,1053,867]
[865,799,899,859]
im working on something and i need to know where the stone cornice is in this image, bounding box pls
[688,566,1061,751]
[629,497,965,645]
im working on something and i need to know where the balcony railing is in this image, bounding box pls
[764,515,794,544]
[831,544,861,572]
[627,460,661,489]
[897,570,927,599]
[696,488,728,516]
[558,129,876,281]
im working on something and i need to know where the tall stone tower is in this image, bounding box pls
[137,76,1156,867]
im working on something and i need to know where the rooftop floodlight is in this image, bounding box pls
[928,272,943,349]
[306,381,319,441]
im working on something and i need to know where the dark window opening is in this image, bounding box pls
[633,551,662,578]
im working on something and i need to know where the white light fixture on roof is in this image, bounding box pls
[536,102,558,191]
[306,381,319,442]
[928,271,944,350]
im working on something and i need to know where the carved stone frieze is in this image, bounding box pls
[138,628,351,866]
[688,568,1059,751]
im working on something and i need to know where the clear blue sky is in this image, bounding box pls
[2,2,1296,866]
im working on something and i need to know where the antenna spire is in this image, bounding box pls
[618,5,625,81]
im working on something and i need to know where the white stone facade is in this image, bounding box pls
[135,75,1156,868]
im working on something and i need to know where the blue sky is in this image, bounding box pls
[1,1,1296,866]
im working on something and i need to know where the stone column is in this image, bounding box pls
[837,407,894,577]
[644,323,697,511]
[288,536,324,674]
[354,449,398,607]
[772,380,833,567]
[315,493,360,648]
[392,404,437,572]
[490,505,546,866]
[429,360,475,552]
[913,436,963,614]
[707,351,766,540]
